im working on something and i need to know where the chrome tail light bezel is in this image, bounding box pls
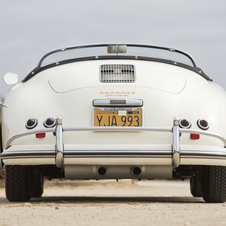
[25,118,38,129]
[197,119,210,130]
[179,119,192,129]
[43,117,56,128]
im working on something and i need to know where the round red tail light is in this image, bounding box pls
[179,119,191,129]
[43,117,56,128]
[197,119,209,130]
[25,118,38,129]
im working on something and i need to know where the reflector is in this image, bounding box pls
[36,133,46,138]
[190,134,200,140]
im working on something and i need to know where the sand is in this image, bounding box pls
[0,179,225,226]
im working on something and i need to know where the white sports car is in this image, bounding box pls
[1,44,226,203]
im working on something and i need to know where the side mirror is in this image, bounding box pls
[3,72,19,85]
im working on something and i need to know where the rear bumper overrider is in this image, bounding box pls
[1,116,226,168]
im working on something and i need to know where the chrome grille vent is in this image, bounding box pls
[100,64,135,82]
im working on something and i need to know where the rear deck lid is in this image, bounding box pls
[48,61,187,94]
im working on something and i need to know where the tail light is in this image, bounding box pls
[25,118,38,129]
[43,117,56,128]
[179,119,191,129]
[197,119,209,130]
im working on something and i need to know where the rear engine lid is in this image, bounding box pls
[48,61,187,94]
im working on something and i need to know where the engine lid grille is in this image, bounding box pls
[100,64,135,82]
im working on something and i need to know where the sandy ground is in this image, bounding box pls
[0,179,226,226]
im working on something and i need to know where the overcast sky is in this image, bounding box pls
[1,0,226,98]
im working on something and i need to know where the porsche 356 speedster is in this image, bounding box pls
[1,44,226,203]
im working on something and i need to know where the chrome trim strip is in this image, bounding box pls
[2,150,226,161]
[0,151,55,159]
[180,151,226,159]
[0,150,171,160]
[64,150,172,158]
[55,116,64,168]
[93,99,143,107]
[64,155,170,158]
[172,118,180,168]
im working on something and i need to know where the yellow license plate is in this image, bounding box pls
[94,108,142,127]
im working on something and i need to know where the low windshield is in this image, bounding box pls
[39,44,196,67]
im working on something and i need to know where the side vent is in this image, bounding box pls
[100,64,135,82]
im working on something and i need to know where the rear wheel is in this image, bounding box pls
[190,173,203,197]
[202,166,226,203]
[31,174,44,197]
[5,165,31,202]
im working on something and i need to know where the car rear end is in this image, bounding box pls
[1,44,226,202]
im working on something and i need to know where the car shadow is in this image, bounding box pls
[0,196,205,205]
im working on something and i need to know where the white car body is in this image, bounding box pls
[1,44,226,202]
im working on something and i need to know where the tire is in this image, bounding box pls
[190,173,203,197]
[31,174,44,197]
[202,166,226,203]
[5,165,31,202]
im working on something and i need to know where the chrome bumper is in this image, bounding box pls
[1,116,226,168]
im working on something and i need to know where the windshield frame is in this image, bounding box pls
[22,44,212,82]
[37,44,197,68]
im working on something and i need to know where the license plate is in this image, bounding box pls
[94,107,142,127]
